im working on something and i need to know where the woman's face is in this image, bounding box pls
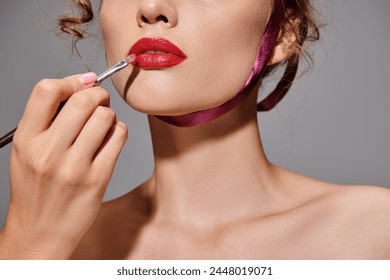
[100,0,273,116]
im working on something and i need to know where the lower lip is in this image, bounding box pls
[133,53,186,68]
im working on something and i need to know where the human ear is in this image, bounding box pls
[267,15,300,66]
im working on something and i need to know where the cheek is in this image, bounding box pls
[187,2,269,100]
[100,1,136,61]
[100,5,121,64]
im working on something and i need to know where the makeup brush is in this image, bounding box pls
[0,54,136,149]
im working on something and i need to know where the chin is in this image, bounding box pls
[123,88,205,116]
[117,78,240,116]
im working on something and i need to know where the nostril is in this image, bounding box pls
[141,15,148,23]
[156,15,168,23]
[140,15,169,24]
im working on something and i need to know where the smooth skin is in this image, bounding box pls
[1,0,390,259]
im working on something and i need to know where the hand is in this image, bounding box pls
[0,73,128,259]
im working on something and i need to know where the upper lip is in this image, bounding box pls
[128,37,187,58]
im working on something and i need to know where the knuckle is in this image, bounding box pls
[98,87,110,102]
[88,172,107,188]
[33,79,60,98]
[58,163,86,186]
[89,168,111,193]
[96,106,116,122]
[93,87,110,106]
[12,130,24,153]
[30,154,53,176]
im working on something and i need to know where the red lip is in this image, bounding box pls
[129,37,187,68]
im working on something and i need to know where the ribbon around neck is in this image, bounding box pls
[154,0,284,127]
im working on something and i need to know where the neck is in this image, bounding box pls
[140,91,285,230]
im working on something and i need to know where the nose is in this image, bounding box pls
[136,0,178,28]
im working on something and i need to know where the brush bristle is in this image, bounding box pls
[125,54,136,64]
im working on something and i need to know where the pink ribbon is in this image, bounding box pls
[155,0,287,127]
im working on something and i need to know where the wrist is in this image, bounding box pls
[0,224,79,260]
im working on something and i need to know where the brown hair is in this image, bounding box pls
[59,0,93,42]
[280,0,320,64]
[58,0,320,109]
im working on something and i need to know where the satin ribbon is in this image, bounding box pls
[154,0,287,127]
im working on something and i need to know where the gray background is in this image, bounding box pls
[1,0,389,229]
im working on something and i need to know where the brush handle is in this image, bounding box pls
[94,59,129,86]
[0,100,67,149]
[0,127,17,149]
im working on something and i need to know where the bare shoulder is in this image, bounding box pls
[274,166,390,258]
[276,165,390,214]
[337,183,390,220]
[310,183,390,258]
[330,184,390,217]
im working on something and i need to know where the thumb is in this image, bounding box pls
[63,72,98,94]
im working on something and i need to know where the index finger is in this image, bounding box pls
[18,72,97,137]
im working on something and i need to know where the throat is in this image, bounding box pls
[142,115,284,230]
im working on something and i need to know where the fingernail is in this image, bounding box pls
[79,72,97,85]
